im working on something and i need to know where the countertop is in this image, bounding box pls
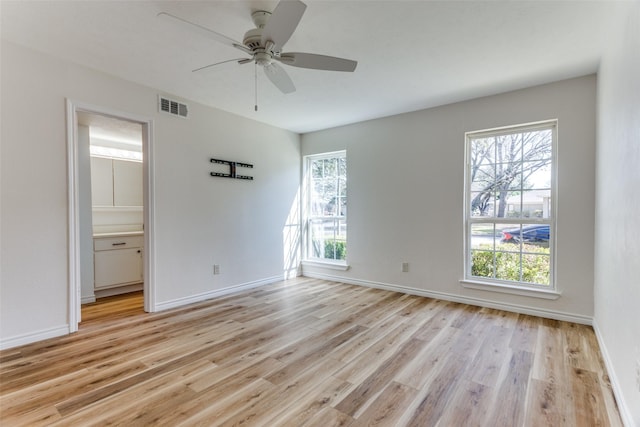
[93,231,144,238]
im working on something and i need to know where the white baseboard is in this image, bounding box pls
[155,275,284,312]
[94,283,143,300]
[593,320,635,427]
[0,324,70,350]
[81,295,96,304]
[302,271,593,325]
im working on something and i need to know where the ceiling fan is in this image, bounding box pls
[158,0,357,96]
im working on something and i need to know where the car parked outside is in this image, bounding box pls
[501,224,550,243]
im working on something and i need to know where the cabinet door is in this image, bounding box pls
[90,157,114,206]
[113,159,143,207]
[94,248,143,289]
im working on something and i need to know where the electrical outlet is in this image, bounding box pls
[213,264,220,275]
[401,262,409,273]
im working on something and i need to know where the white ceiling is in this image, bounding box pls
[1,1,618,134]
[77,111,143,147]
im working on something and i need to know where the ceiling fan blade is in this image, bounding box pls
[158,12,252,55]
[261,0,307,51]
[192,58,252,73]
[278,53,357,72]
[263,62,296,94]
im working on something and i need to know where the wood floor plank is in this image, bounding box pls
[334,337,426,418]
[483,350,534,426]
[266,325,367,386]
[525,378,574,427]
[402,351,473,426]
[300,406,354,427]
[215,355,346,426]
[433,380,491,427]
[267,375,353,426]
[351,381,417,427]
[468,324,514,388]
[0,278,623,426]
[393,325,461,390]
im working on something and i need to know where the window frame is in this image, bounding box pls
[303,150,348,266]
[462,120,558,296]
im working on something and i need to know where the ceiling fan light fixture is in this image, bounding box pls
[255,52,273,66]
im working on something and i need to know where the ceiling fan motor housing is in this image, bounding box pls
[243,28,263,51]
[244,10,273,52]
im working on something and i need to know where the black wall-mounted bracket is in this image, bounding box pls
[210,158,254,180]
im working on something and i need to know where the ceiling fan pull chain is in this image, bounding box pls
[255,62,259,112]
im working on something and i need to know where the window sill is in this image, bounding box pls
[301,260,350,271]
[460,279,561,300]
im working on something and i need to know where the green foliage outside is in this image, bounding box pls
[324,240,346,260]
[471,243,550,285]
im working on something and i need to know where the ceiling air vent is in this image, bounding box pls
[159,96,188,118]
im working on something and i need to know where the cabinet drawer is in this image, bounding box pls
[94,248,143,288]
[94,236,143,251]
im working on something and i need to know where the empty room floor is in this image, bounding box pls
[0,278,623,426]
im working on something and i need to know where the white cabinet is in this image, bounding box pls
[94,234,143,290]
[90,157,143,207]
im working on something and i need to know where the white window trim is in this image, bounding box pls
[460,279,561,300]
[463,120,558,296]
[303,150,348,266]
[301,259,350,271]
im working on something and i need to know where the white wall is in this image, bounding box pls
[302,75,597,322]
[78,125,95,303]
[595,2,640,425]
[0,40,301,348]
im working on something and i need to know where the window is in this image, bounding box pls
[305,151,347,263]
[464,121,556,291]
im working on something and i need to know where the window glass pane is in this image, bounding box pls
[495,251,522,282]
[495,134,522,164]
[522,161,552,190]
[470,164,495,192]
[309,219,325,258]
[338,177,347,198]
[521,254,550,285]
[520,190,551,219]
[338,157,347,178]
[519,223,550,247]
[470,223,495,250]
[323,158,336,177]
[338,196,347,216]
[470,137,495,164]
[337,219,347,245]
[494,191,510,218]
[309,218,346,261]
[471,249,494,278]
[505,193,523,218]
[521,130,553,161]
[311,160,323,179]
[499,223,520,245]
[470,191,495,217]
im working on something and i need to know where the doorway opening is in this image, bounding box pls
[67,100,155,331]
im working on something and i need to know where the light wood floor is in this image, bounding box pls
[0,278,623,426]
